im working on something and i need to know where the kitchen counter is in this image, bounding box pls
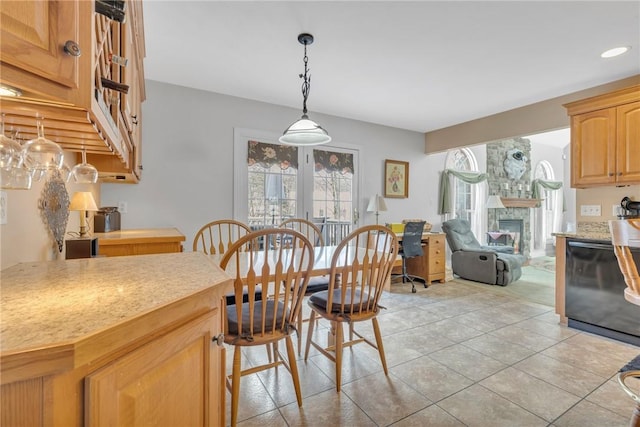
[553,231,612,241]
[1,251,230,383]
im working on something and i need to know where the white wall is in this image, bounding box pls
[101,80,439,249]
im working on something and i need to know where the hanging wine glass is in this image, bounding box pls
[22,117,64,180]
[69,148,99,184]
[0,116,22,171]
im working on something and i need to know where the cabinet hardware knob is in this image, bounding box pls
[212,334,225,346]
[609,173,614,177]
[63,40,81,57]
[618,172,623,176]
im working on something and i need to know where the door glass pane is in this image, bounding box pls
[312,149,355,245]
[247,141,298,229]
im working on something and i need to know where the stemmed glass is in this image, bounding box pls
[22,117,64,181]
[0,116,22,171]
[0,119,32,190]
[69,148,99,184]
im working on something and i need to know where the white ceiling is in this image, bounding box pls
[143,1,640,133]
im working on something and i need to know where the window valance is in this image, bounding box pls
[313,149,354,174]
[531,179,565,211]
[438,169,488,214]
[247,140,298,170]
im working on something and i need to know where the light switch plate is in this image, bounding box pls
[0,191,7,225]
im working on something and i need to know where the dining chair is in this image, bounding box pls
[303,224,398,392]
[192,219,252,254]
[193,219,259,305]
[219,228,314,427]
[610,218,640,427]
[280,218,331,354]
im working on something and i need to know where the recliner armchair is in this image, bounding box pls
[442,219,525,286]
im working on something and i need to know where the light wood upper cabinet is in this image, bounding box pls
[0,0,145,183]
[565,85,640,188]
[0,1,82,95]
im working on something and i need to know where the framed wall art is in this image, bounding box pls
[384,159,409,198]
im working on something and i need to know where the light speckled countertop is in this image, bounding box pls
[1,252,230,354]
[553,232,612,241]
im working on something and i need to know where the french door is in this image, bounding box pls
[234,128,360,244]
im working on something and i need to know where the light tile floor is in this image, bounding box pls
[225,268,640,426]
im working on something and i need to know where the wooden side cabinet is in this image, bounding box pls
[94,228,186,257]
[565,85,640,188]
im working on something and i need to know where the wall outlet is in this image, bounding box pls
[580,204,601,217]
[118,201,128,214]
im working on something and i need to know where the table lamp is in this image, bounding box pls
[486,195,506,231]
[367,194,387,225]
[69,191,98,237]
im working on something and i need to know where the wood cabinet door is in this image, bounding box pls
[0,1,79,89]
[616,101,640,184]
[571,108,616,187]
[85,311,219,427]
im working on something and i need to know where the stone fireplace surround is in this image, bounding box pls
[487,137,532,258]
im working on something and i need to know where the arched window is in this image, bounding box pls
[444,148,483,236]
[533,160,558,255]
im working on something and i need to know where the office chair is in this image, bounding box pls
[395,221,427,293]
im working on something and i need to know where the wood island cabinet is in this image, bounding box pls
[1,253,231,427]
[0,0,146,183]
[565,85,640,188]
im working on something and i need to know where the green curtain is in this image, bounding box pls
[438,169,488,214]
[531,179,565,211]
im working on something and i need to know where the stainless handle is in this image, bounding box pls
[212,333,225,346]
[63,40,81,57]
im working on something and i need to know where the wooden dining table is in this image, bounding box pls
[208,244,396,291]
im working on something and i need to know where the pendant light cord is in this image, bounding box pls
[300,42,310,116]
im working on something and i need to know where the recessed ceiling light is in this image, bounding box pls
[601,46,630,58]
[0,84,22,97]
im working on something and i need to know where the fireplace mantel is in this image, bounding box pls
[500,197,541,208]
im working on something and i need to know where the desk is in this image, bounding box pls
[395,232,446,284]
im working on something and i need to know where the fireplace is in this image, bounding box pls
[498,219,524,254]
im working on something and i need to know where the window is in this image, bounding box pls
[533,160,558,254]
[444,148,482,236]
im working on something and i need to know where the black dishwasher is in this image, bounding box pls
[565,238,640,346]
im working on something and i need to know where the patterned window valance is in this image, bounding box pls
[247,140,298,170]
[313,149,354,174]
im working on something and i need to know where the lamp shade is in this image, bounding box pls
[367,194,388,212]
[486,195,506,209]
[69,191,98,211]
[279,115,331,146]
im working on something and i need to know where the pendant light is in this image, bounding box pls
[279,33,331,146]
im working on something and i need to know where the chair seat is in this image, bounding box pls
[226,300,290,338]
[305,275,330,294]
[309,289,374,313]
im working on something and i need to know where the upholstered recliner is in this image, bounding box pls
[442,219,525,286]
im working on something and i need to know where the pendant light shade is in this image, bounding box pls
[280,114,331,146]
[279,33,331,146]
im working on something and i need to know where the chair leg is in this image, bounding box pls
[230,346,242,427]
[304,310,317,360]
[372,317,388,375]
[334,321,344,392]
[631,404,640,427]
[285,335,303,407]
